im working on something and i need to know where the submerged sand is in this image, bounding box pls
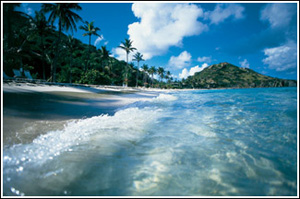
[2,82,162,146]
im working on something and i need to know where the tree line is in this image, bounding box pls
[3,3,181,89]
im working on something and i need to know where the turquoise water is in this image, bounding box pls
[3,87,298,196]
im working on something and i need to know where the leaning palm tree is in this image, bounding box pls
[28,10,53,80]
[3,3,32,73]
[132,52,144,87]
[148,66,157,88]
[3,3,26,48]
[42,3,82,82]
[118,38,136,87]
[79,21,101,71]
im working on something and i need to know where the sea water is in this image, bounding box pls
[3,87,298,196]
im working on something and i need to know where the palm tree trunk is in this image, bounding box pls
[125,52,128,87]
[135,62,139,88]
[109,59,112,76]
[69,50,73,83]
[41,36,46,80]
[6,7,13,49]
[87,34,91,71]
[151,74,154,88]
[135,71,139,87]
[19,57,23,72]
[52,20,62,82]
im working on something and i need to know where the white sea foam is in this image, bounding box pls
[3,106,164,195]
[150,94,178,102]
[5,107,163,163]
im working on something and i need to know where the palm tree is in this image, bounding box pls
[141,64,149,87]
[99,46,111,74]
[166,71,171,83]
[42,3,82,82]
[148,66,157,88]
[3,3,31,73]
[28,11,53,80]
[131,66,139,88]
[133,52,144,87]
[133,52,144,67]
[64,35,77,83]
[157,67,165,83]
[3,3,26,49]
[134,67,140,88]
[79,21,101,72]
[118,38,136,87]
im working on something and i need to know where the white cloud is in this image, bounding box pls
[201,63,209,70]
[197,56,212,63]
[205,3,245,24]
[94,35,104,46]
[239,59,250,68]
[168,51,192,69]
[179,68,189,79]
[112,47,134,62]
[121,3,208,60]
[260,3,296,28]
[189,67,201,76]
[179,63,209,79]
[262,40,297,71]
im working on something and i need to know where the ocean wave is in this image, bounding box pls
[3,106,164,195]
[4,107,162,162]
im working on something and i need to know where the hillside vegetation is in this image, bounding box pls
[182,62,297,89]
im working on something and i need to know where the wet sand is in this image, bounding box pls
[2,83,160,146]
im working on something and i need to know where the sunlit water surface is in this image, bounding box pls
[3,87,297,196]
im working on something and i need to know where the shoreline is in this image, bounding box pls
[3,81,146,93]
[3,80,295,94]
[2,82,162,146]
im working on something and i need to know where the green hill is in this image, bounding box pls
[183,62,297,89]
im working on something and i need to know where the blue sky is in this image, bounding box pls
[19,2,298,80]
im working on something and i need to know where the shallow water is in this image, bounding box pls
[3,87,298,196]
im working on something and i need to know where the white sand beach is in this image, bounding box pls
[2,82,165,104]
[3,81,157,93]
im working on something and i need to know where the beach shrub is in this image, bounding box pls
[79,69,110,85]
[56,65,69,83]
[31,72,39,79]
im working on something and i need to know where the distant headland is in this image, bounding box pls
[181,62,297,89]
